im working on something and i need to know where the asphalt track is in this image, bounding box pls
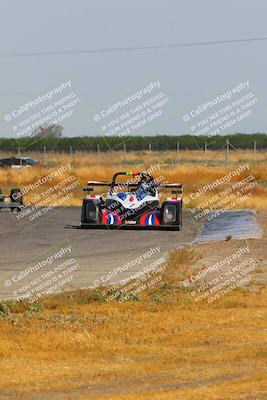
[0,206,199,299]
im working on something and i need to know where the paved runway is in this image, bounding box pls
[0,207,199,299]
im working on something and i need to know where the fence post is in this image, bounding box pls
[43,145,46,164]
[253,141,257,164]
[225,139,229,166]
[204,141,208,166]
[97,144,100,154]
[17,147,22,166]
[69,145,74,162]
[123,144,127,168]
[148,143,152,151]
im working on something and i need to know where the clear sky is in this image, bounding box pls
[0,0,266,138]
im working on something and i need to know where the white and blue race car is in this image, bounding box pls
[81,171,183,230]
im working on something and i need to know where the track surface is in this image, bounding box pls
[0,207,198,299]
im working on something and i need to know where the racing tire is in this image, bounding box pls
[10,188,23,212]
[160,199,182,229]
[177,200,182,228]
[0,188,3,211]
[81,199,101,224]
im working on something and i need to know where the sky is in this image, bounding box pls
[0,0,266,138]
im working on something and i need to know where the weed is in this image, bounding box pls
[27,301,43,314]
[0,303,10,317]
[79,290,105,303]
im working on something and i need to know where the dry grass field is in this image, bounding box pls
[0,149,266,209]
[0,245,266,400]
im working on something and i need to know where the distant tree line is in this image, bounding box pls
[0,133,266,152]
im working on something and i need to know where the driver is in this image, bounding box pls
[136,174,156,197]
[139,177,150,192]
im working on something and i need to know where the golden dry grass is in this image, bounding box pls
[0,150,266,209]
[0,287,266,399]
[0,246,266,399]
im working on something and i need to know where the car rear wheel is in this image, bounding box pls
[161,200,182,229]
[177,200,182,228]
[10,188,23,212]
[81,199,101,223]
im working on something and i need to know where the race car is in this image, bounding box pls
[81,171,183,230]
[0,188,24,212]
